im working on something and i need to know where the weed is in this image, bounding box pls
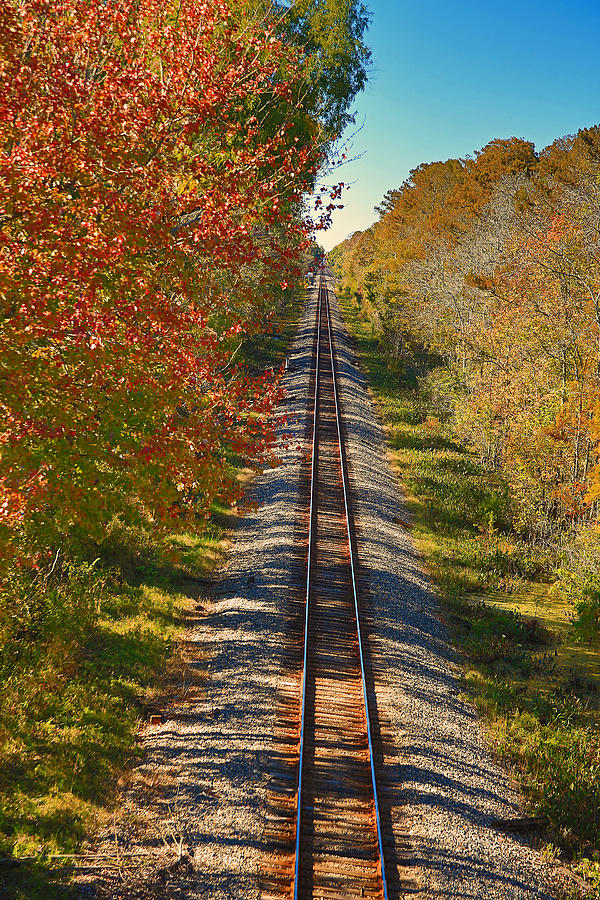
[0,522,214,893]
[557,535,600,643]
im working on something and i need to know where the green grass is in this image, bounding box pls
[0,286,307,899]
[0,523,225,899]
[239,289,307,374]
[340,295,600,891]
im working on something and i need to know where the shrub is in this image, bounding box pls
[557,532,600,643]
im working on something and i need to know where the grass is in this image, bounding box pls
[0,286,306,899]
[340,294,600,893]
[239,290,307,374]
[0,524,226,899]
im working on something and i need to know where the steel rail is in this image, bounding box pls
[323,273,389,900]
[291,270,388,900]
[292,273,322,900]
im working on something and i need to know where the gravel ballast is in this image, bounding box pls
[81,281,560,899]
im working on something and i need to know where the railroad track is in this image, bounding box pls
[262,271,393,900]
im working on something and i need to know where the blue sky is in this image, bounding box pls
[321,0,600,250]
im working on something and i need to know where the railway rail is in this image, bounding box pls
[262,271,392,899]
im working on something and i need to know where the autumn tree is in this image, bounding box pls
[332,128,600,534]
[0,0,353,572]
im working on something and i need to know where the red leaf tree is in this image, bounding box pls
[0,0,322,560]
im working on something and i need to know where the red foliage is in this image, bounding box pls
[0,0,322,554]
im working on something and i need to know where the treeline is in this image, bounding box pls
[0,0,369,597]
[331,131,600,560]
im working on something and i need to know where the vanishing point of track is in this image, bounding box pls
[275,271,390,899]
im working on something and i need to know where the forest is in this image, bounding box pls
[331,130,600,635]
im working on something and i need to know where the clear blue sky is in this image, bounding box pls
[321,0,600,250]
